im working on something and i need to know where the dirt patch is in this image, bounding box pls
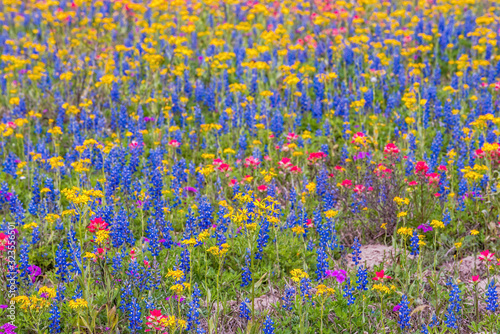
[441,255,485,279]
[346,244,394,269]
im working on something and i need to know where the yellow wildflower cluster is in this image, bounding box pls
[430,220,445,229]
[315,284,335,296]
[291,269,309,282]
[69,298,88,310]
[206,243,230,257]
[393,197,410,206]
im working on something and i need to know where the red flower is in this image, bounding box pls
[145,309,167,332]
[437,165,448,171]
[307,152,327,163]
[257,185,268,192]
[290,165,302,174]
[244,156,260,168]
[87,217,108,233]
[471,275,480,283]
[278,157,293,169]
[475,149,485,158]
[426,173,440,186]
[383,143,400,155]
[478,250,495,262]
[213,158,224,167]
[415,161,429,175]
[286,132,299,141]
[217,163,231,172]
[168,139,181,148]
[353,184,366,193]
[340,179,352,188]
[372,270,392,281]
[0,232,9,252]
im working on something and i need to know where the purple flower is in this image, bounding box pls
[0,323,17,334]
[325,269,347,283]
[417,224,433,233]
[0,305,8,309]
[353,151,370,161]
[393,304,401,312]
[183,186,198,194]
[28,265,42,283]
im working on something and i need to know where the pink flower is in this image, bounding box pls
[213,158,224,167]
[290,165,302,174]
[383,143,400,155]
[478,250,495,262]
[278,157,293,169]
[286,132,299,141]
[426,173,440,186]
[340,179,352,188]
[168,139,181,148]
[244,156,260,168]
[437,165,448,171]
[257,185,268,192]
[307,152,327,163]
[475,149,485,158]
[415,161,429,175]
[217,163,231,172]
[471,275,480,283]
[373,270,392,281]
[353,184,366,193]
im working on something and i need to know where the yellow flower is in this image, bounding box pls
[170,284,185,294]
[291,225,305,235]
[454,242,462,249]
[290,269,309,282]
[324,210,338,219]
[316,284,335,296]
[372,283,391,294]
[181,238,197,247]
[397,227,413,237]
[430,220,445,229]
[397,211,407,218]
[69,298,88,310]
[95,229,110,245]
[166,269,184,280]
[470,230,479,235]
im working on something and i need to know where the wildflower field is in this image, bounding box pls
[2,0,500,333]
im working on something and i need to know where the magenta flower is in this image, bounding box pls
[417,224,433,233]
[325,269,347,283]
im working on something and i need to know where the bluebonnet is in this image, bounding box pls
[241,250,252,287]
[255,217,270,260]
[445,281,462,329]
[351,237,362,266]
[410,229,420,256]
[128,297,142,334]
[55,241,69,282]
[239,298,251,320]
[343,278,355,305]
[186,284,205,333]
[49,301,61,333]
[282,285,295,311]
[19,239,30,286]
[316,246,329,281]
[398,295,411,331]
[485,279,498,312]
[356,265,368,291]
[262,315,274,334]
